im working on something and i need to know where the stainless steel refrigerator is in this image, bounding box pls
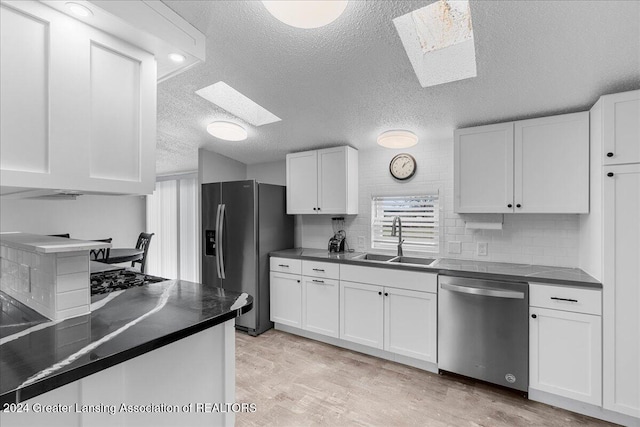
[202,180,293,336]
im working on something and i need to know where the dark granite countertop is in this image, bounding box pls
[0,281,252,405]
[270,248,601,289]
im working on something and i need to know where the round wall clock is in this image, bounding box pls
[389,153,417,181]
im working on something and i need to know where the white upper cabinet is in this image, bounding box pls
[455,112,589,214]
[0,1,156,196]
[286,151,318,215]
[286,146,358,215]
[454,123,514,213]
[600,90,640,165]
[515,113,589,213]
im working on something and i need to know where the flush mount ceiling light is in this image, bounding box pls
[377,130,418,149]
[65,2,93,17]
[206,121,248,141]
[168,53,186,63]
[262,0,348,29]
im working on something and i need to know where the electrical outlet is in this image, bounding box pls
[357,236,365,250]
[448,241,461,254]
[477,242,488,256]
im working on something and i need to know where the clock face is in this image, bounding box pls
[389,154,417,180]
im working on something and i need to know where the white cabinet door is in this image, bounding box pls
[515,112,589,213]
[384,288,437,363]
[317,147,358,214]
[302,276,339,338]
[603,163,640,417]
[0,0,156,195]
[529,307,602,405]
[286,150,318,214]
[269,272,302,328]
[454,123,514,213]
[340,281,384,349]
[0,2,49,176]
[603,90,640,165]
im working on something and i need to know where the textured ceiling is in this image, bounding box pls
[156,0,640,174]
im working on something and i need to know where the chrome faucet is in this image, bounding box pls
[391,216,404,257]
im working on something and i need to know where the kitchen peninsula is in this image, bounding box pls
[0,235,253,427]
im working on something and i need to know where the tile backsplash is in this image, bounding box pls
[297,139,580,267]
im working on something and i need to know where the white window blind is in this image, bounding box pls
[146,176,198,280]
[371,193,439,253]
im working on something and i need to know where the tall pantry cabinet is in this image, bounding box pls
[581,89,640,419]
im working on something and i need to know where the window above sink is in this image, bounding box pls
[371,193,440,253]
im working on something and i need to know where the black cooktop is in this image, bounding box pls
[90,269,167,295]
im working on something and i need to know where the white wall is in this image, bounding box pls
[0,195,146,248]
[198,148,247,184]
[299,139,582,267]
[246,160,286,185]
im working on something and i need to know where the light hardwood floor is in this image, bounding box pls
[236,329,614,427]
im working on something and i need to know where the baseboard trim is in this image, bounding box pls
[529,389,640,427]
[274,323,438,374]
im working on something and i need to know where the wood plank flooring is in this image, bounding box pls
[236,329,615,427]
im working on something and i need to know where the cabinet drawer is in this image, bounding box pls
[270,257,301,275]
[302,260,339,279]
[530,283,601,315]
[340,264,437,293]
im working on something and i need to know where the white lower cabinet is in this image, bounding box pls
[271,258,438,366]
[529,296,602,405]
[303,276,339,338]
[384,287,437,363]
[270,260,339,338]
[340,280,437,363]
[269,271,302,328]
[340,281,384,348]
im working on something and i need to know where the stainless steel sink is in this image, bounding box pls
[388,256,437,266]
[352,253,397,262]
[352,253,436,267]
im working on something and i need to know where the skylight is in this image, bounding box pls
[195,82,281,127]
[393,0,476,88]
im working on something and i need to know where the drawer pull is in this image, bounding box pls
[278,264,289,268]
[550,297,578,303]
[312,268,325,272]
[312,279,325,284]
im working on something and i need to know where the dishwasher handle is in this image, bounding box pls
[441,282,525,299]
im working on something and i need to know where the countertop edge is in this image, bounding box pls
[0,300,253,405]
[270,251,601,289]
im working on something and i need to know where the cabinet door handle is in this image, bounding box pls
[516,204,522,208]
[507,204,513,208]
[378,291,382,295]
[384,292,388,296]
[278,264,289,268]
[313,207,317,211]
[607,172,614,177]
[312,279,325,284]
[550,297,578,303]
[531,314,537,319]
[312,268,325,272]
[607,152,614,157]
[317,207,321,211]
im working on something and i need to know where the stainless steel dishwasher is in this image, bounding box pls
[438,275,529,392]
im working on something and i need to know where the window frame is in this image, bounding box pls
[370,192,440,253]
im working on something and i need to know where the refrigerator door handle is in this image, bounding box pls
[219,203,227,279]
[215,204,223,279]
